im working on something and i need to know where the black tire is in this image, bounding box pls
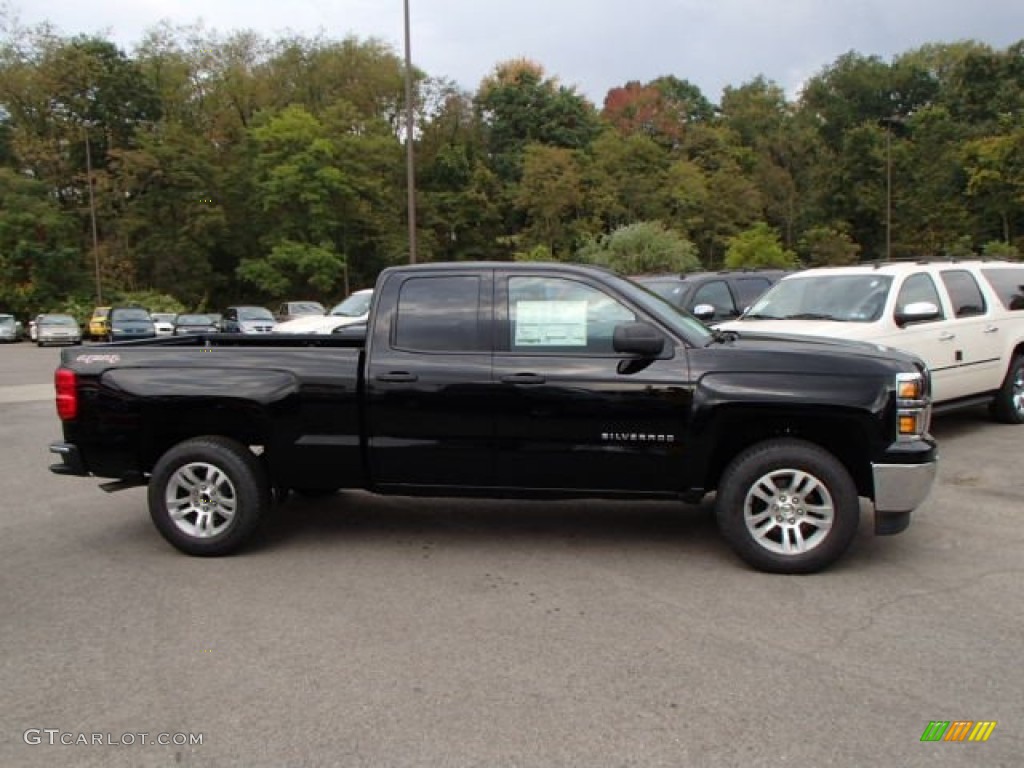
[148,436,270,556]
[990,355,1024,424]
[715,438,859,574]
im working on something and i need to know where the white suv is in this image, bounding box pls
[718,260,1024,422]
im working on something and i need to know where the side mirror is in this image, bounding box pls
[691,303,715,322]
[895,301,941,327]
[613,322,665,357]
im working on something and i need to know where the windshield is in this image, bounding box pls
[288,302,324,316]
[112,308,151,322]
[330,292,373,317]
[41,315,78,326]
[0,316,13,327]
[239,307,274,321]
[616,275,714,345]
[744,274,894,323]
[177,314,212,325]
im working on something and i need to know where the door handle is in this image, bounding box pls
[500,373,546,385]
[938,332,956,341]
[983,325,999,334]
[375,372,418,383]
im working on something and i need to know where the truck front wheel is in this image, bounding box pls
[715,439,859,574]
[148,436,270,556]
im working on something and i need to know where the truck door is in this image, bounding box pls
[491,272,691,494]
[365,270,494,488]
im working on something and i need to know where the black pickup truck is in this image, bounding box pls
[49,262,937,573]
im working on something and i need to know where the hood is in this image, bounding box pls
[718,318,878,339]
[714,329,925,374]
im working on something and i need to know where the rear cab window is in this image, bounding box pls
[394,275,484,352]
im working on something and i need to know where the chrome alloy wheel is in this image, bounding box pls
[743,468,835,556]
[165,462,238,539]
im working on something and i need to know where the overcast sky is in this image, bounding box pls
[7,0,1024,104]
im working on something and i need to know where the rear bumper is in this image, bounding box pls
[49,442,88,476]
[872,460,937,513]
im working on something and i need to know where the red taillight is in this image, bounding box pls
[55,368,78,421]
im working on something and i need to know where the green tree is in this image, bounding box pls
[724,222,799,268]
[575,221,700,274]
[475,59,601,183]
[237,240,346,299]
[798,225,861,266]
[515,144,587,257]
[0,168,87,316]
[585,130,671,230]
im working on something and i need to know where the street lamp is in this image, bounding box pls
[403,0,417,264]
[83,123,102,303]
[879,116,905,262]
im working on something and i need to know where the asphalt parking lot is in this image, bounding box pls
[0,341,1021,767]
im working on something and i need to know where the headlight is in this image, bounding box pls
[895,371,930,441]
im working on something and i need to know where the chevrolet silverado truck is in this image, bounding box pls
[48,262,938,573]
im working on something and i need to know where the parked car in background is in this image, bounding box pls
[0,313,22,342]
[106,307,157,342]
[273,289,373,334]
[35,313,82,346]
[274,301,325,323]
[221,306,276,334]
[172,313,220,336]
[635,269,789,324]
[718,259,1024,422]
[88,307,111,340]
[151,313,177,336]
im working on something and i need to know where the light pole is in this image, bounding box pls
[403,0,417,264]
[879,116,904,262]
[83,124,102,303]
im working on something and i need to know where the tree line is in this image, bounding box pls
[1,15,1022,320]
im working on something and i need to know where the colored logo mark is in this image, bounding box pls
[920,720,997,742]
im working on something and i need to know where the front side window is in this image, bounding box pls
[940,270,986,317]
[508,276,635,354]
[895,273,944,320]
[690,281,736,316]
[394,276,482,352]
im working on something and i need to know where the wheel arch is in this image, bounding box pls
[698,406,876,500]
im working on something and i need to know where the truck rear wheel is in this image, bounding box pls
[715,439,859,574]
[990,354,1024,424]
[148,436,270,556]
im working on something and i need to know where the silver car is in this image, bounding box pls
[35,314,82,347]
[0,313,22,343]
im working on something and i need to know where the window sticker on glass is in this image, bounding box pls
[515,300,587,346]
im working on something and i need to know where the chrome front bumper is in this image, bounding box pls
[872,460,938,513]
